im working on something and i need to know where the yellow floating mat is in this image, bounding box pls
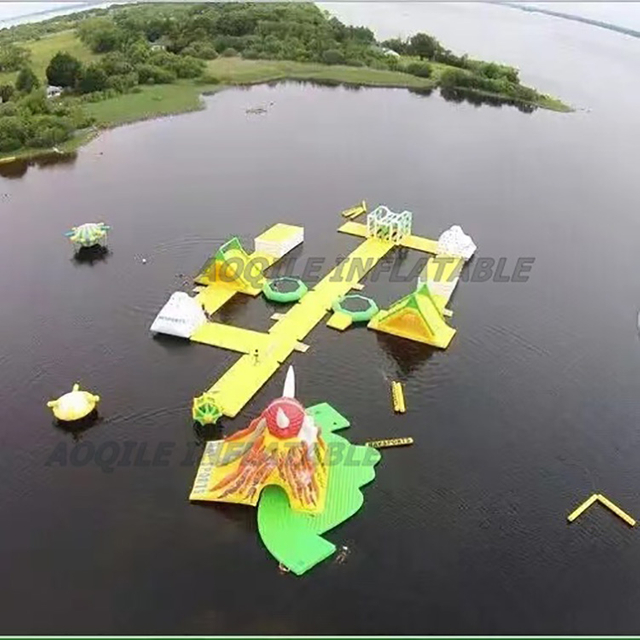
[206,354,282,418]
[597,494,636,526]
[195,285,237,314]
[401,234,440,255]
[190,322,270,354]
[366,437,414,449]
[338,221,368,238]
[567,493,636,527]
[327,312,353,331]
[391,381,406,413]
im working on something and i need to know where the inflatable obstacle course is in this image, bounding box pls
[153,210,475,423]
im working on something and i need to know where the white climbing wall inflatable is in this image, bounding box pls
[437,225,477,261]
[150,292,207,339]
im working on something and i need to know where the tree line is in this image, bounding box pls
[0,2,543,154]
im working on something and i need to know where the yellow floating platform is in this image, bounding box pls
[568,493,636,527]
[255,222,303,244]
[190,322,270,354]
[191,219,455,420]
[198,236,393,419]
[401,234,440,255]
[195,285,237,314]
[366,437,414,449]
[327,311,353,331]
[391,381,406,413]
[338,221,440,255]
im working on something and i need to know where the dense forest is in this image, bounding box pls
[0,3,557,155]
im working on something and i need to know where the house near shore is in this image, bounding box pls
[150,36,171,51]
[46,85,63,99]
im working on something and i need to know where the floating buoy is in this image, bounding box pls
[47,383,100,421]
[391,381,406,413]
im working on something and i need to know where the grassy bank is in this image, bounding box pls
[83,81,223,127]
[0,27,571,162]
[0,128,97,162]
[205,57,436,89]
[81,56,570,134]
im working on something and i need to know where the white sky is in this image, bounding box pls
[2,2,640,32]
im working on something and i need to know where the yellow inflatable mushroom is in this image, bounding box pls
[47,383,100,421]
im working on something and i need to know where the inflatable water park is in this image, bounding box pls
[149,205,477,426]
[52,203,481,573]
[152,204,475,571]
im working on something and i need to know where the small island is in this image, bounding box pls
[0,2,571,161]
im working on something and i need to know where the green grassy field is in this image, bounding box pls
[84,81,222,127]
[0,30,97,85]
[205,57,436,89]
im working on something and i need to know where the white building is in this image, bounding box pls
[46,85,63,99]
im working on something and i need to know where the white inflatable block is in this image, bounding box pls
[254,223,304,259]
[437,225,477,261]
[150,292,207,339]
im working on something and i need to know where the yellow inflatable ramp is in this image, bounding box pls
[190,322,270,354]
[327,312,353,331]
[368,283,456,349]
[391,381,406,413]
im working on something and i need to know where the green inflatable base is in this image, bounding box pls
[257,402,381,575]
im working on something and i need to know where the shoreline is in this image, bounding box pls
[0,65,571,165]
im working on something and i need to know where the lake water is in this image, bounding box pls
[3,3,640,634]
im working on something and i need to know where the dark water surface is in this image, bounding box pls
[3,4,640,635]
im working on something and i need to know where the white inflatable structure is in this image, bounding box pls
[436,225,477,261]
[254,223,304,259]
[150,292,207,339]
[417,226,476,297]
